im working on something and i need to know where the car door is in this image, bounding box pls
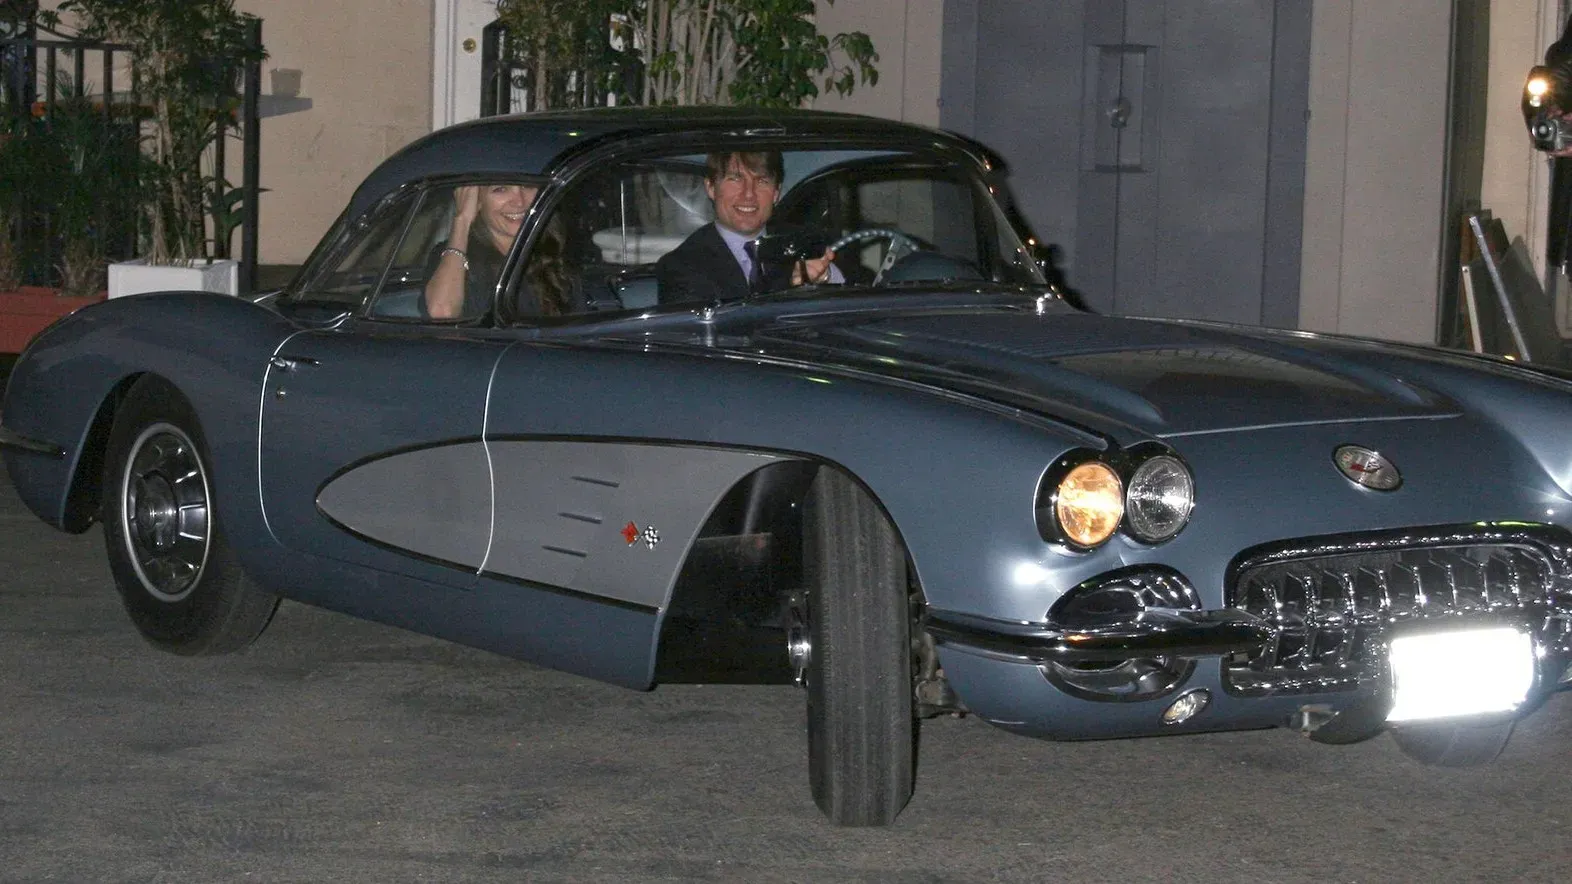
[258,328,507,587]
[472,158,791,626]
[257,186,508,590]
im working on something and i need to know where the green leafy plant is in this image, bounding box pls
[206,173,267,259]
[6,91,146,296]
[495,0,634,109]
[0,117,26,291]
[495,0,876,110]
[722,0,877,108]
[48,0,265,265]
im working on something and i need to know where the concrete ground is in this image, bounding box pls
[1,470,1570,883]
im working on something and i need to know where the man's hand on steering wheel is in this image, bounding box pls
[791,248,838,286]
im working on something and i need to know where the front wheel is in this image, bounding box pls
[802,467,915,826]
[101,376,279,655]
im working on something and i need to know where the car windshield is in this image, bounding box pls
[550,146,1047,314]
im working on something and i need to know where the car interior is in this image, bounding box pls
[309,146,1042,325]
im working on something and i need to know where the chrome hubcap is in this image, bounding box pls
[121,424,210,602]
[786,591,811,687]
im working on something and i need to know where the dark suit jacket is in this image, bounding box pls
[654,223,794,305]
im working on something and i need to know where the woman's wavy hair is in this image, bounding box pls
[522,211,573,316]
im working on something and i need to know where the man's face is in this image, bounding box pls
[706,155,778,237]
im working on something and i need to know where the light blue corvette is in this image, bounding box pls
[4,108,1571,826]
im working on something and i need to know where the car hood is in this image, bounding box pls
[748,309,1460,439]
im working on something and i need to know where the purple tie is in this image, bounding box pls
[743,239,763,291]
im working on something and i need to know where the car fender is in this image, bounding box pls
[2,292,295,541]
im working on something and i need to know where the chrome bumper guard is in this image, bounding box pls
[925,607,1271,664]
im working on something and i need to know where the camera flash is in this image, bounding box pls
[1528,76,1552,106]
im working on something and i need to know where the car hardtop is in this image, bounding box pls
[346,106,1001,221]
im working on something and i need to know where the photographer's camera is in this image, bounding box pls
[1524,64,1572,153]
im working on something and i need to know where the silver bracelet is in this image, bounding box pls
[440,246,469,271]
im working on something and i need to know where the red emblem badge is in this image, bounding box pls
[622,521,640,545]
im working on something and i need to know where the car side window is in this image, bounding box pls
[293,191,418,310]
[366,186,457,320]
[544,160,712,313]
[365,181,549,322]
[775,167,983,281]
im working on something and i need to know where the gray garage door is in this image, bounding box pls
[942,0,1310,327]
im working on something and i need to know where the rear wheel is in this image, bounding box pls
[802,467,915,826]
[102,376,278,655]
[1389,718,1515,766]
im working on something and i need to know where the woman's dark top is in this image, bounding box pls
[422,237,507,319]
[421,235,585,320]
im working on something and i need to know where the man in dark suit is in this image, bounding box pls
[655,150,839,304]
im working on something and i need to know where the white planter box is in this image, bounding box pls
[108,259,240,299]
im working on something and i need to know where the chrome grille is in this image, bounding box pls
[1224,537,1572,696]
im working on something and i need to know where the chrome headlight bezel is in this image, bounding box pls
[1035,446,1194,551]
[1036,450,1125,551]
[1124,453,1195,543]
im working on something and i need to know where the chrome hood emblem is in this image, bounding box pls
[1333,445,1402,491]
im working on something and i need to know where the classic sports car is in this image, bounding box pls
[4,108,1572,827]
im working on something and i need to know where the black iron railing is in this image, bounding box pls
[0,19,262,291]
[479,18,639,117]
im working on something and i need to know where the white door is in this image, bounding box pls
[431,0,498,130]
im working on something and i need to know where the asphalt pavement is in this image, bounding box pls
[1,470,1570,883]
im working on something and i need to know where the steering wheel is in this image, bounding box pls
[828,228,922,286]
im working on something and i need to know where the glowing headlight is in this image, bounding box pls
[1125,455,1194,543]
[1054,461,1124,548]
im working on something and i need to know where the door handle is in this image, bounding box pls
[1106,96,1132,130]
[270,355,320,372]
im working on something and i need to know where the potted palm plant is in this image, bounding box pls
[51,0,264,298]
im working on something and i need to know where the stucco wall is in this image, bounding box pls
[1481,1,1545,256]
[1298,0,1453,344]
[234,0,433,265]
[1480,0,1564,331]
[810,0,944,126]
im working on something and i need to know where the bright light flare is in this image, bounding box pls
[1386,628,1536,722]
[1527,76,1552,107]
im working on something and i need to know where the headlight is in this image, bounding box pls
[1052,461,1123,548]
[1125,455,1194,543]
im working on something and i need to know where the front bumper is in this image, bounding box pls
[928,524,1572,740]
[925,607,1271,663]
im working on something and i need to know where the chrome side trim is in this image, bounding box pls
[476,342,513,576]
[257,328,314,542]
[925,607,1271,664]
[0,426,65,458]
